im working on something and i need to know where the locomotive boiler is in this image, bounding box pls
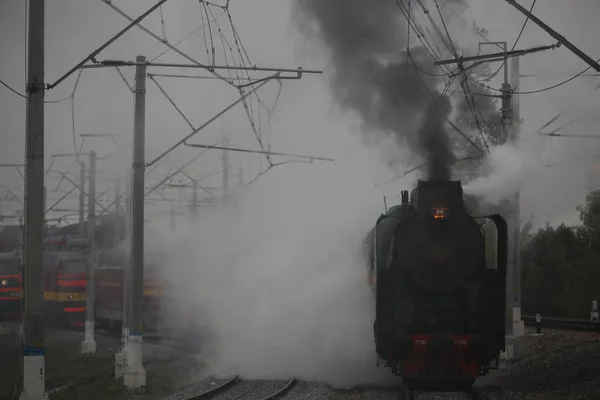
[363,180,507,392]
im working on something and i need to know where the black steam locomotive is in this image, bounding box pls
[363,180,507,392]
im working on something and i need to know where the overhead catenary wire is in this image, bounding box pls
[102,0,285,168]
[404,0,491,151]
[468,60,600,95]
[7,2,322,225]
[1,74,80,104]
[485,0,537,82]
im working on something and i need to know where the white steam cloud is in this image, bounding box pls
[151,136,399,388]
[463,144,543,203]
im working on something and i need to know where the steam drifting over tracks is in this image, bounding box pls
[163,376,297,400]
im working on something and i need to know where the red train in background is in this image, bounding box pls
[0,233,90,326]
[94,248,165,335]
[43,236,90,328]
[0,240,22,321]
[0,223,202,346]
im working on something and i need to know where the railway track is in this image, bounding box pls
[522,314,600,332]
[399,385,506,400]
[163,376,296,400]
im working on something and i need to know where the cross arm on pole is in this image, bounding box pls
[173,167,215,198]
[45,186,78,215]
[46,0,168,89]
[89,60,323,75]
[185,143,335,162]
[6,187,24,207]
[504,0,600,72]
[47,170,110,213]
[96,145,216,218]
[434,44,556,66]
[145,74,277,167]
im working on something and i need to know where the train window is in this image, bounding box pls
[62,259,87,273]
[96,252,112,267]
[44,253,58,268]
[0,257,17,274]
[0,241,20,252]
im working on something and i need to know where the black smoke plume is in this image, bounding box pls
[293,0,455,179]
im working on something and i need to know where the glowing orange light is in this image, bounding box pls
[432,208,447,219]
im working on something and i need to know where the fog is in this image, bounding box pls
[151,129,402,386]
[1,0,600,389]
[463,143,545,203]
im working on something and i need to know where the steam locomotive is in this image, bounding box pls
[363,180,507,392]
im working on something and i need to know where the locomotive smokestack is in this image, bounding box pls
[401,190,409,205]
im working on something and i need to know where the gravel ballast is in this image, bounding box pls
[493,328,600,400]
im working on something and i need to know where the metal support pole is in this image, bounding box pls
[222,140,229,202]
[20,0,48,397]
[238,164,244,186]
[511,56,525,338]
[500,79,514,342]
[497,52,515,368]
[81,151,97,355]
[112,176,125,377]
[170,209,175,232]
[115,193,130,380]
[123,55,147,388]
[78,162,86,237]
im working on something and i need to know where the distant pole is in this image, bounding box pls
[78,162,86,237]
[115,192,130,380]
[81,150,97,355]
[222,139,229,201]
[114,177,121,247]
[192,181,198,221]
[123,55,147,388]
[170,209,175,232]
[20,0,48,398]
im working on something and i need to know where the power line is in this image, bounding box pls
[1,77,77,104]
[468,59,600,95]
[504,0,600,72]
[485,0,537,82]
[0,78,26,98]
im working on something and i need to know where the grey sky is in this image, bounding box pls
[0,0,599,229]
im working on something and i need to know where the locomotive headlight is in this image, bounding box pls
[432,207,448,219]
[0,279,6,286]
